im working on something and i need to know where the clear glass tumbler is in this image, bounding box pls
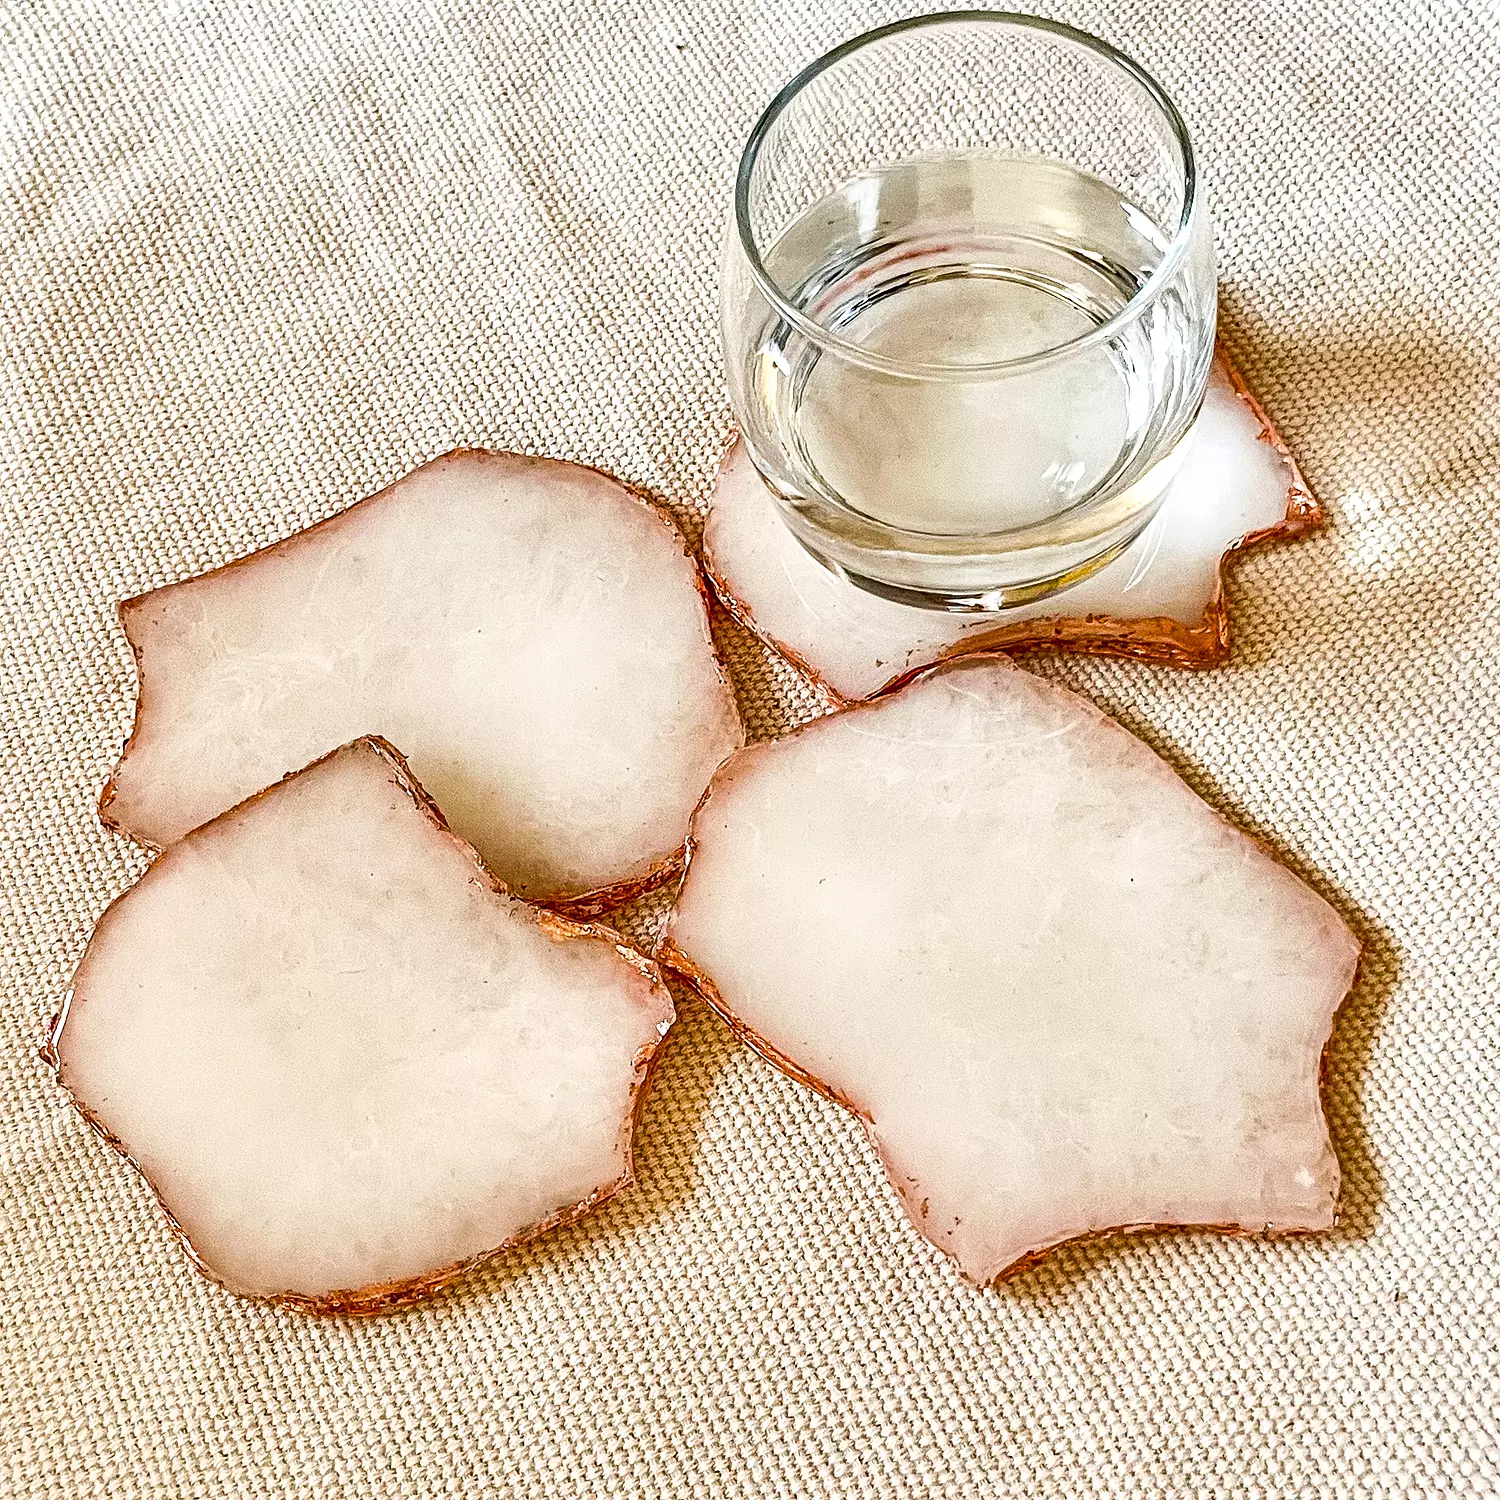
[720,11,1216,610]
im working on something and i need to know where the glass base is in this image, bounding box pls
[787,518,1154,614]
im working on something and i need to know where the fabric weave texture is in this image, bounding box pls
[1,1,1497,1495]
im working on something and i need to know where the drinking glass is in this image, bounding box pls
[719,11,1216,610]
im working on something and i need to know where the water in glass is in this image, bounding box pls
[747,152,1201,550]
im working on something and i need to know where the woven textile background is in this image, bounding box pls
[2,0,1497,1494]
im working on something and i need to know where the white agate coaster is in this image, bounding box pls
[704,352,1320,702]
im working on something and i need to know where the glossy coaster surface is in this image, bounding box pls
[705,353,1320,701]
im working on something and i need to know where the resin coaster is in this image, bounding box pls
[660,658,1357,1285]
[704,350,1320,703]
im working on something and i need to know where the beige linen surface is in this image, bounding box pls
[2,1,1497,1495]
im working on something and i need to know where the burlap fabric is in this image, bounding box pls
[2,1,1496,1494]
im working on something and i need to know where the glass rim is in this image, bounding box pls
[732,9,1201,381]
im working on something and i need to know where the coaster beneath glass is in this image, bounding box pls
[704,347,1320,704]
